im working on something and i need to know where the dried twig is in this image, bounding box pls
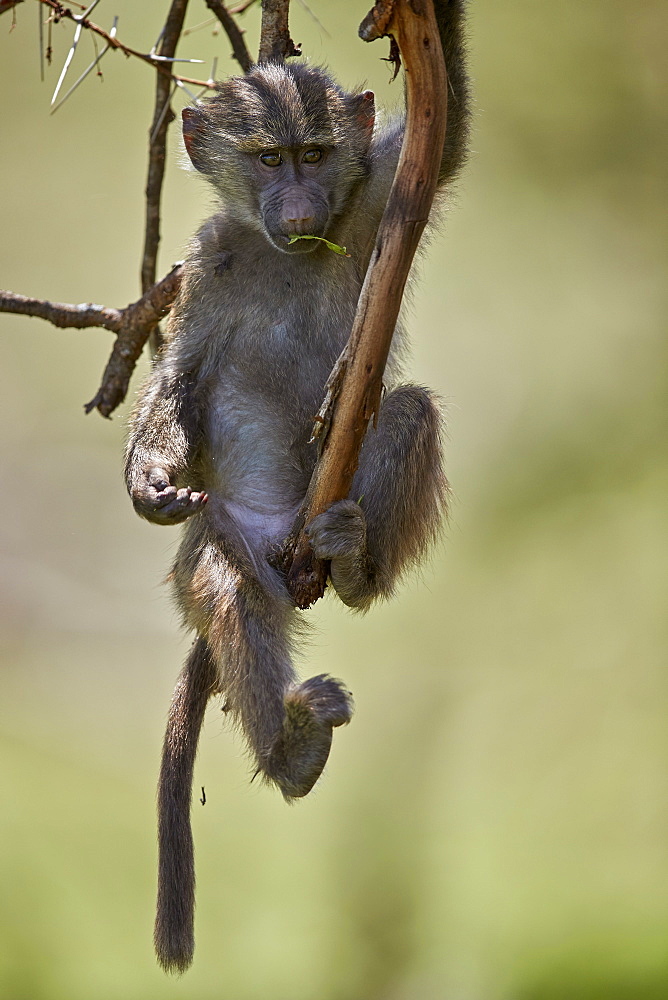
[274,0,448,608]
[258,0,300,63]
[205,0,253,72]
[0,264,183,416]
[228,0,258,13]
[38,1,45,80]
[141,0,189,357]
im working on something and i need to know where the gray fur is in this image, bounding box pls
[125,1,469,973]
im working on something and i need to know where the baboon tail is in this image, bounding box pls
[154,637,218,974]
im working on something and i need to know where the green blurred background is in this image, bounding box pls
[1,2,666,997]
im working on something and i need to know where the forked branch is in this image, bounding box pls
[0,264,183,417]
[274,0,448,609]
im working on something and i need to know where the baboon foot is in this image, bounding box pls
[267,674,353,799]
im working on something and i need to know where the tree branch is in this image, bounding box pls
[0,290,122,332]
[205,0,253,72]
[85,263,184,417]
[0,265,183,417]
[258,0,300,63]
[140,0,190,357]
[142,1,189,294]
[272,0,448,609]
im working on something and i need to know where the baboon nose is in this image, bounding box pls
[282,200,315,235]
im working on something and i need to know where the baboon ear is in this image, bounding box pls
[182,106,208,172]
[351,90,375,138]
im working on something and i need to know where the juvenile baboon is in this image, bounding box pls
[125,0,469,973]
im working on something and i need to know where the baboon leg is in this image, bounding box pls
[308,385,448,608]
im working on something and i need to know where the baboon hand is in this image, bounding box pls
[306,499,367,562]
[132,467,208,525]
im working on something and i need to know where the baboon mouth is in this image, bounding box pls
[280,234,320,254]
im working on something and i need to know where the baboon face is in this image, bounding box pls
[252,144,332,252]
[181,63,375,254]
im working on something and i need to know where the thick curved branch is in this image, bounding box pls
[205,0,254,72]
[258,0,300,63]
[0,265,183,418]
[274,0,448,609]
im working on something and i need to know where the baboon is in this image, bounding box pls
[125,0,469,973]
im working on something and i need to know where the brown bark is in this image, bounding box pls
[274,0,448,609]
[258,0,300,63]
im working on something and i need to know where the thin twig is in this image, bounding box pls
[182,15,217,37]
[38,2,45,80]
[141,0,189,359]
[274,0,448,608]
[228,0,258,13]
[258,0,300,63]
[295,0,329,38]
[149,80,178,145]
[205,0,253,73]
[174,76,201,103]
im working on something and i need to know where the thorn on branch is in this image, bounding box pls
[50,14,118,114]
[36,0,215,93]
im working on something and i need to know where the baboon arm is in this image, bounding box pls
[124,361,205,525]
[367,0,469,209]
[434,0,470,185]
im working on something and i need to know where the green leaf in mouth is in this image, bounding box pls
[288,235,351,257]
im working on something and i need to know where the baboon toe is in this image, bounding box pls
[289,673,354,728]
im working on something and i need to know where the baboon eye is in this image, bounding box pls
[302,149,322,164]
[259,151,282,167]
